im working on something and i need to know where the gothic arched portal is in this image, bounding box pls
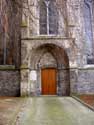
[29,43,70,96]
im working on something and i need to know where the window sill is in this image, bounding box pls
[83,65,94,69]
[0,65,15,70]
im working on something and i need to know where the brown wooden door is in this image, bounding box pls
[41,68,57,95]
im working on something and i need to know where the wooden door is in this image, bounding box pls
[41,68,56,95]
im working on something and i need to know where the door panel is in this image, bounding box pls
[41,69,56,95]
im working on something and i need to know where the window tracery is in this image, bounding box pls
[39,0,58,35]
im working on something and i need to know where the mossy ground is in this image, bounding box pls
[0,97,94,125]
[15,97,94,125]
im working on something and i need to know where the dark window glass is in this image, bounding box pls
[49,1,58,34]
[39,0,58,35]
[40,1,47,34]
[84,0,94,64]
[0,16,14,65]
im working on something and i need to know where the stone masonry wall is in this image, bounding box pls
[77,67,94,94]
[0,70,20,96]
[21,0,94,96]
[70,66,94,95]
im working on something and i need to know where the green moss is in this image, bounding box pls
[20,64,28,69]
[21,21,27,27]
[0,65,15,70]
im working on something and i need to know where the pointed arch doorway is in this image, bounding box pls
[41,68,57,95]
[28,43,70,96]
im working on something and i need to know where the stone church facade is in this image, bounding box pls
[0,0,94,96]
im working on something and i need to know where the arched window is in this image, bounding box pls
[39,1,47,34]
[84,0,94,64]
[0,0,15,65]
[39,0,58,35]
[0,20,14,65]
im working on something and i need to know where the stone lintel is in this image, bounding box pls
[21,35,75,41]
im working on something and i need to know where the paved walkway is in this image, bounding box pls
[0,97,24,125]
[15,97,94,125]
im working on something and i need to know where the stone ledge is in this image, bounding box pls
[21,35,75,41]
[78,66,94,70]
[19,66,94,70]
[20,64,28,69]
[83,65,94,69]
[70,66,94,70]
[21,21,28,27]
[0,65,15,70]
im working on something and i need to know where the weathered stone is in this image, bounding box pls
[0,0,94,96]
[20,0,94,96]
[0,71,20,96]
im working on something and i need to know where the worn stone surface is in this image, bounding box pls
[77,68,94,94]
[0,0,94,96]
[0,71,20,96]
[0,0,21,67]
[21,37,72,96]
[0,0,21,96]
[0,97,25,125]
[20,0,94,96]
[15,97,94,125]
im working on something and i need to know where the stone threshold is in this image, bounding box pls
[72,96,94,112]
[39,95,58,97]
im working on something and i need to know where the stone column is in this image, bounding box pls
[20,69,29,96]
[70,68,78,95]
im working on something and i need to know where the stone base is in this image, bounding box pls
[0,70,20,96]
[70,66,94,95]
